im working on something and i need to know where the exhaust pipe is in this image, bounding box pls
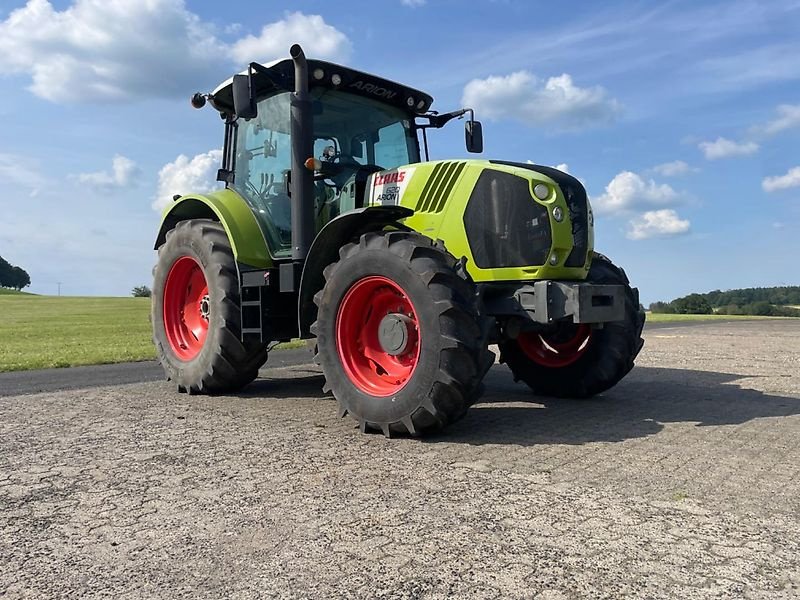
[289,44,314,264]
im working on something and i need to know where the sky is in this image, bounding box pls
[0,0,798,304]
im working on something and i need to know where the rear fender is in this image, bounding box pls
[154,189,271,269]
[298,205,413,338]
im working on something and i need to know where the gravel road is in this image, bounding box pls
[1,321,799,599]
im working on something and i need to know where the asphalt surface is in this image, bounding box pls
[0,347,312,397]
[2,320,799,598]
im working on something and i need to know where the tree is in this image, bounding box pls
[672,293,712,314]
[9,266,30,291]
[132,285,152,298]
[649,301,675,314]
[0,255,12,288]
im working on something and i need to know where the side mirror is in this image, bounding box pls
[465,120,483,153]
[232,74,257,120]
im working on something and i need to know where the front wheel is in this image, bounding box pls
[312,231,492,436]
[152,219,269,393]
[499,253,645,398]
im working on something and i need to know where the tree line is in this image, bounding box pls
[650,286,800,317]
[0,255,31,291]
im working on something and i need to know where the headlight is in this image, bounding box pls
[533,183,550,200]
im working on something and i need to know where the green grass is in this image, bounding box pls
[0,288,35,295]
[646,312,794,323]
[0,295,306,372]
[0,296,155,372]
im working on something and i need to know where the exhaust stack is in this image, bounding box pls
[289,44,314,264]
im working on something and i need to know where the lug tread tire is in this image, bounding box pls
[312,231,493,436]
[152,219,268,394]
[500,253,645,398]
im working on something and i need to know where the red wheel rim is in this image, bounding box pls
[163,256,209,361]
[517,324,592,368]
[335,276,421,397]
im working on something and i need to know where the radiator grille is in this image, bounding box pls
[463,170,552,268]
[490,161,589,268]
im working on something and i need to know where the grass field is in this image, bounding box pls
[645,312,789,323]
[0,288,34,296]
[0,296,154,372]
[0,295,304,372]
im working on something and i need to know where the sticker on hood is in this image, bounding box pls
[369,168,415,206]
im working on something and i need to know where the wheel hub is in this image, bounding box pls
[517,323,592,368]
[378,313,413,356]
[199,294,211,321]
[335,276,421,397]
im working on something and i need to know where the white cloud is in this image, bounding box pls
[77,155,140,189]
[462,71,620,130]
[0,2,351,103]
[627,209,690,240]
[698,137,759,160]
[650,160,694,177]
[401,0,426,6]
[762,166,800,193]
[592,171,680,215]
[153,150,223,211]
[0,0,225,102]
[756,104,800,137]
[0,153,46,196]
[229,12,352,65]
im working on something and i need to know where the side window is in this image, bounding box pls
[374,120,412,168]
[234,93,292,251]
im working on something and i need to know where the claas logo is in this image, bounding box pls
[374,171,406,186]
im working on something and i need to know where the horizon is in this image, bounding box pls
[1,0,798,305]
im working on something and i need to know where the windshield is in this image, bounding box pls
[233,90,418,255]
[311,88,419,169]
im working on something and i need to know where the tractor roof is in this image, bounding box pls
[209,57,434,117]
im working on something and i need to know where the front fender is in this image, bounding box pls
[298,205,414,338]
[154,189,271,269]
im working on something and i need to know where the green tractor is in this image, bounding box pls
[152,45,645,436]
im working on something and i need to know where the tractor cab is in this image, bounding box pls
[206,57,434,258]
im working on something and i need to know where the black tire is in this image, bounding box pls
[499,253,645,398]
[312,231,493,436]
[152,219,269,393]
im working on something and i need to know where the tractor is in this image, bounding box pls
[151,45,645,436]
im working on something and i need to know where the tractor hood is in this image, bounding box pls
[363,159,594,283]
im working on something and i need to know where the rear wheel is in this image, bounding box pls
[152,219,269,393]
[499,253,645,398]
[312,231,492,436]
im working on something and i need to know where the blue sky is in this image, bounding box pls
[0,0,798,304]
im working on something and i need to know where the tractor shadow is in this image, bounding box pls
[425,365,800,447]
[239,369,331,401]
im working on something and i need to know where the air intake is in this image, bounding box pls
[415,161,466,213]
